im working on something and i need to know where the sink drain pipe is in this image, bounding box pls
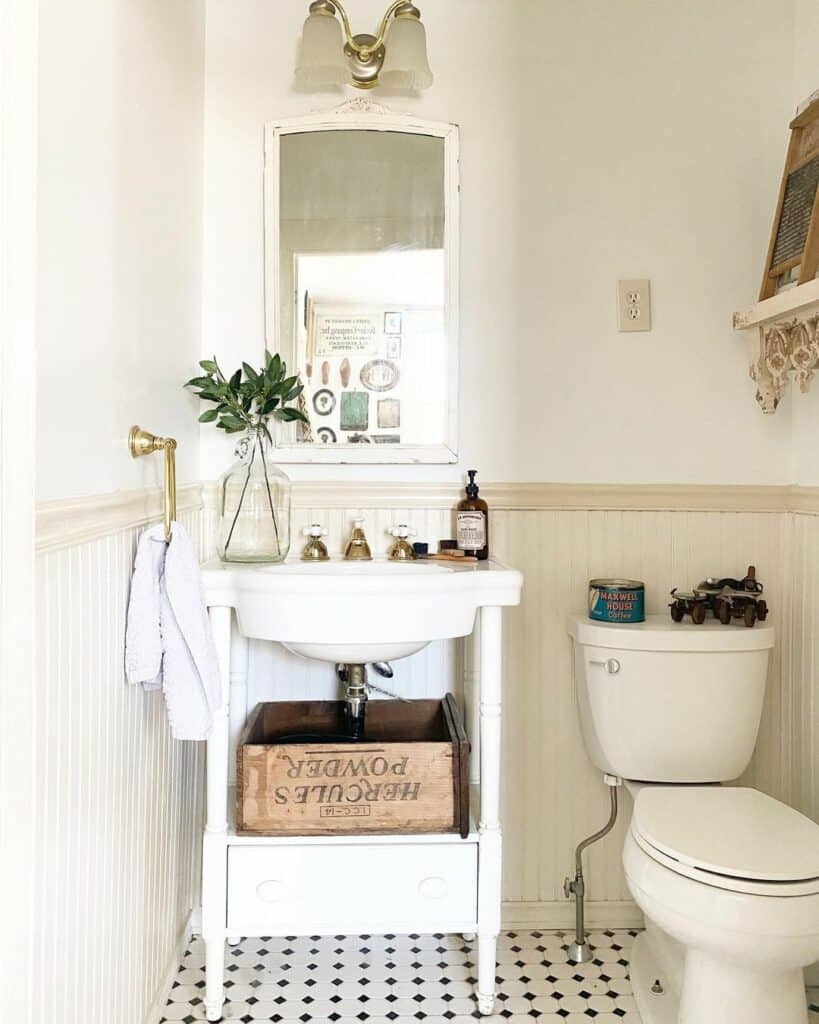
[563,774,621,963]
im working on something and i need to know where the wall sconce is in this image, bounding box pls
[295,0,433,91]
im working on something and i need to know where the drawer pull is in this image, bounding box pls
[256,880,285,903]
[418,876,448,900]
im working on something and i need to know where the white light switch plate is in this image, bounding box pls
[617,278,651,332]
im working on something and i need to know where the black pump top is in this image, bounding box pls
[465,469,479,498]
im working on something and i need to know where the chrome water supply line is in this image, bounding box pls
[563,774,621,963]
[335,661,410,740]
[338,663,368,739]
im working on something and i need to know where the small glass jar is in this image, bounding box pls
[217,427,291,563]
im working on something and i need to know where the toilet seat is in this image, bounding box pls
[632,786,819,896]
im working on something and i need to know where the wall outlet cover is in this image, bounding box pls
[617,278,651,332]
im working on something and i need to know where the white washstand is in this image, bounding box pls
[570,614,819,1024]
[201,558,522,1022]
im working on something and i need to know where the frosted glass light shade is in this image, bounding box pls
[380,16,433,90]
[295,11,348,88]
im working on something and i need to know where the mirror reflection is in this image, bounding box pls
[276,128,450,451]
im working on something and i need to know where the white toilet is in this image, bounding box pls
[569,613,819,1024]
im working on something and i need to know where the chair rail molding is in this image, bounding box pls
[36,482,205,553]
[207,479,792,513]
[37,479,808,554]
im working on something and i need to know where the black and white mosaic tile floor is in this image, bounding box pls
[161,930,819,1023]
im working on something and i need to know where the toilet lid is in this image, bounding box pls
[633,787,819,884]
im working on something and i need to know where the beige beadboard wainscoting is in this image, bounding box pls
[492,505,789,927]
[33,492,212,1024]
[230,481,796,930]
[790,506,819,837]
[31,479,809,987]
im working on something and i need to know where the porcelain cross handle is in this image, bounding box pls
[389,524,417,539]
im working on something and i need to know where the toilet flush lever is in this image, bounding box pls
[589,658,621,674]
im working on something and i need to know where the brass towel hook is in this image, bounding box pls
[128,426,178,543]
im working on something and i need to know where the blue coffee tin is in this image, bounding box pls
[588,579,645,623]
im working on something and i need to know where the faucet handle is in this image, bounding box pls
[389,524,417,539]
[301,522,330,561]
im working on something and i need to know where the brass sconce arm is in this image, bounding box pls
[128,426,178,543]
[311,0,419,59]
[300,0,430,90]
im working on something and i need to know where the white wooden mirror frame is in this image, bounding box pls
[264,100,460,464]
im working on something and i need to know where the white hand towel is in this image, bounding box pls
[125,522,222,740]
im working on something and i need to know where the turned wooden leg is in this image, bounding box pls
[477,933,499,1015]
[465,616,481,787]
[206,606,231,833]
[203,606,232,1022]
[476,606,502,1016]
[228,622,249,787]
[204,937,225,1021]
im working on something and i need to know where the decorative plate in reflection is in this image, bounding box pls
[360,359,399,392]
[312,388,336,416]
[316,426,337,444]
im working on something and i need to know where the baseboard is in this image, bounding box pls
[144,910,196,1024]
[182,900,640,949]
[183,903,641,939]
[502,899,644,931]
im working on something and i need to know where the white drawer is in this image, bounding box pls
[227,841,478,936]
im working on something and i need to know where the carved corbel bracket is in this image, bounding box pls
[734,279,819,413]
[749,314,819,413]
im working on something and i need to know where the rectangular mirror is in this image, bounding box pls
[264,105,459,462]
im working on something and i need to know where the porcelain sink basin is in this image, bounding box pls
[201,557,523,665]
[257,560,454,576]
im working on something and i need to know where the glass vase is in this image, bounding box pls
[217,427,291,563]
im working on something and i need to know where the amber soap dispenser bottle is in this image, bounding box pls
[456,469,489,560]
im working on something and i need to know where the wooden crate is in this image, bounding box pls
[236,695,470,838]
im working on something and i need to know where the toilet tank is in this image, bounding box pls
[568,614,775,783]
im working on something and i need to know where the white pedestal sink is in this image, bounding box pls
[201,556,523,664]
[199,556,523,1022]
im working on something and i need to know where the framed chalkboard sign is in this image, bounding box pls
[760,91,819,299]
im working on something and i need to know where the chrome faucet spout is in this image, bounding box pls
[344,516,373,560]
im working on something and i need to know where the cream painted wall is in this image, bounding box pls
[200,0,795,485]
[792,0,819,104]
[35,0,206,501]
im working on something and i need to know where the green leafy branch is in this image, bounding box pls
[185,350,308,440]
